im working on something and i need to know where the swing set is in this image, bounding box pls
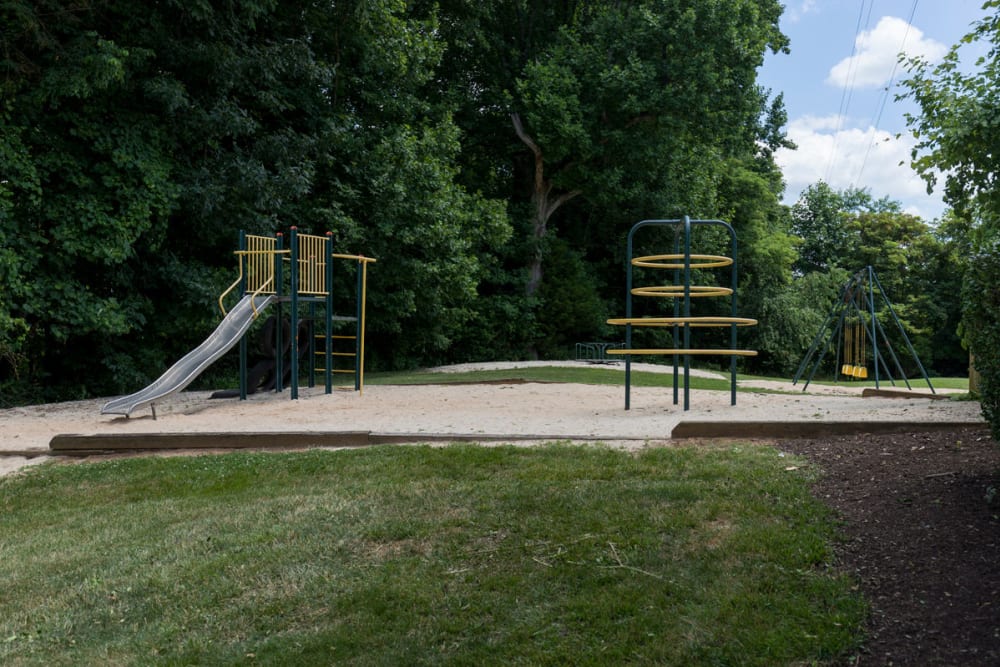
[840,310,868,379]
[793,266,934,393]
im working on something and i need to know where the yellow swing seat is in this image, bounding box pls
[852,366,868,379]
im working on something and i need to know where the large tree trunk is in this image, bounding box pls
[511,113,581,297]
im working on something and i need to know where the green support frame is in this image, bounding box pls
[232,227,374,402]
[606,217,757,410]
[792,266,934,393]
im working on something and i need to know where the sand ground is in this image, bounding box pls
[0,361,982,478]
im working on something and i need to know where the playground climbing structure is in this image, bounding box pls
[101,228,375,417]
[606,217,757,410]
[792,266,934,393]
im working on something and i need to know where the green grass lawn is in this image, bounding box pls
[1,444,865,666]
[363,363,968,395]
[365,365,741,391]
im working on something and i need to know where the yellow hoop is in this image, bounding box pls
[631,285,733,298]
[632,254,733,269]
[607,316,757,328]
[606,348,758,357]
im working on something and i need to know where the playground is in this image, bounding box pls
[0,360,982,468]
[1,219,996,664]
[1,366,995,664]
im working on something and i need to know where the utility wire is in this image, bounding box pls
[854,0,919,187]
[825,0,875,184]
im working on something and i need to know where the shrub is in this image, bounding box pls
[961,240,1000,438]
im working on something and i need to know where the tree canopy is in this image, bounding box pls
[901,0,1000,435]
[0,0,974,406]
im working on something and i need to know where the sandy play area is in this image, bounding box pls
[0,361,984,477]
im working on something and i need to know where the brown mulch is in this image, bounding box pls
[782,426,1000,666]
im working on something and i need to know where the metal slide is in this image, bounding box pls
[101,294,276,417]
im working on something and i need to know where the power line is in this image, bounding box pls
[854,0,919,187]
[825,0,874,184]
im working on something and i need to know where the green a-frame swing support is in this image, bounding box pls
[792,266,935,393]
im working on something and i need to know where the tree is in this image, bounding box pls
[900,0,1000,435]
[429,0,789,357]
[845,210,955,374]
[0,0,508,401]
[786,182,961,376]
[790,182,901,275]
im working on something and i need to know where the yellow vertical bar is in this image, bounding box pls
[257,236,263,291]
[249,236,257,291]
[251,236,259,291]
[316,235,324,293]
[295,233,327,295]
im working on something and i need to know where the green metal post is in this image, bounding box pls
[624,223,636,410]
[325,232,334,394]
[308,301,317,388]
[868,266,879,389]
[289,227,299,400]
[682,216,692,411]
[354,258,363,391]
[672,227,681,405]
[238,230,248,401]
[723,219,739,406]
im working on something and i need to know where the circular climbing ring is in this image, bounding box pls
[631,285,733,298]
[605,348,758,357]
[607,316,757,328]
[631,254,733,269]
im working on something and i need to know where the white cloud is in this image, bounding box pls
[776,115,945,220]
[826,16,947,89]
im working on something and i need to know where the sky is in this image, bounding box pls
[756,0,992,220]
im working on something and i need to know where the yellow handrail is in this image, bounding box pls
[218,271,244,316]
[332,253,378,263]
[217,238,286,316]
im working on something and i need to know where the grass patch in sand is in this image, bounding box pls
[0,444,863,665]
[364,365,968,395]
[366,365,740,391]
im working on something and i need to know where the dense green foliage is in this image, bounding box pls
[901,0,1000,434]
[0,444,865,664]
[789,183,963,377]
[1,0,508,401]
[960,244,1000,436]
[0,0,976,403]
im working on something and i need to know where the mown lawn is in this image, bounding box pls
[1,443,864,666]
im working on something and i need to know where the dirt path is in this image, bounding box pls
[783,426,1000,666]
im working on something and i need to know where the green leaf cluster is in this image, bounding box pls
[899,1,1000,431]
[11,0,973,402]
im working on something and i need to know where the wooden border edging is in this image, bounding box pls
[670,421,986,439]
[47,431,614,454]
[861,388,952,400]
[48,422,990,453]
[49,431,373,452]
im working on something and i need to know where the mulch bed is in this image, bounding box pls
[782,426,1000,666]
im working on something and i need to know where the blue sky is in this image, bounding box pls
[757,0,992,220]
